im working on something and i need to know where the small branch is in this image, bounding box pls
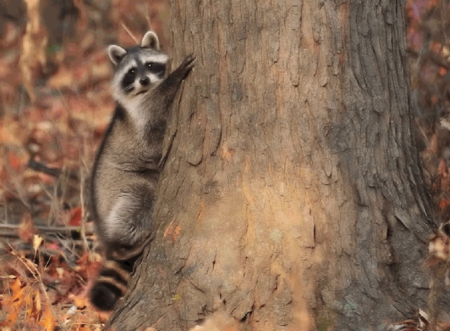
[11,250,68,330]
[28,158,61,177]
[145,4,152,29]
[120,22,138,43]
[79,169,90,253]
[0,223,94,238]
[27,157,79,180]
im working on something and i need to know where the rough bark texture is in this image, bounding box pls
[108,1,438,330]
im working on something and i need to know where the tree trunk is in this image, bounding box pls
[107,1,437,330]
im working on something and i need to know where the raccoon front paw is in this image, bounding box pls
[174,54,196,80]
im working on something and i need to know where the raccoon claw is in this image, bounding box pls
[175,54,195,79]
[182,54,196,69]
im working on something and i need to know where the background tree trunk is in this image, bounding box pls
[107,1,438,330]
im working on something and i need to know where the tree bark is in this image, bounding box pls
[107,1,438,330]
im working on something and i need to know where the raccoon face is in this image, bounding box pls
[108,31,169,103]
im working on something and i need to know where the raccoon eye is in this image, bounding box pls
[127,68,136,75]
[147,62,166,76]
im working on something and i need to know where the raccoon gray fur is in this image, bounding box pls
[89,31,194,311]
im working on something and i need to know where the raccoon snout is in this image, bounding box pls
[139,77,150,86]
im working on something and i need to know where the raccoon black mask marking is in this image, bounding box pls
[89,31,195,311]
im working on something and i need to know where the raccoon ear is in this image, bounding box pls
[108,45,127,65]
[141,31,160,50]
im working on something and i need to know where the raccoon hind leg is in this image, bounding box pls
[103,182,156,260]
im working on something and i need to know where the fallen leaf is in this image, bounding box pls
[41,305,56,331]
[69,207,83,226]
[33,234,43,252]
[18,213,37,243]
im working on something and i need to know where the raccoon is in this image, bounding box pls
[89,31,194,311]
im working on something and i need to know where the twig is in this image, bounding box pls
[11,250,68,331]
[28,157,79,181]
[79,166,90,253]
[120,22,138,43]
[3,242,94,260]
[145,4,152,29]
[0,223,94,237]
[28,158,62,177]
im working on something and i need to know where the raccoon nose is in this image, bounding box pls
[139,77,150,86]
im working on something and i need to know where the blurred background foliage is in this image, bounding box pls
[0,0,169,229]
[406,0,450,220]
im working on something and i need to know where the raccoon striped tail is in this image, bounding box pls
[89,258,135,311]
